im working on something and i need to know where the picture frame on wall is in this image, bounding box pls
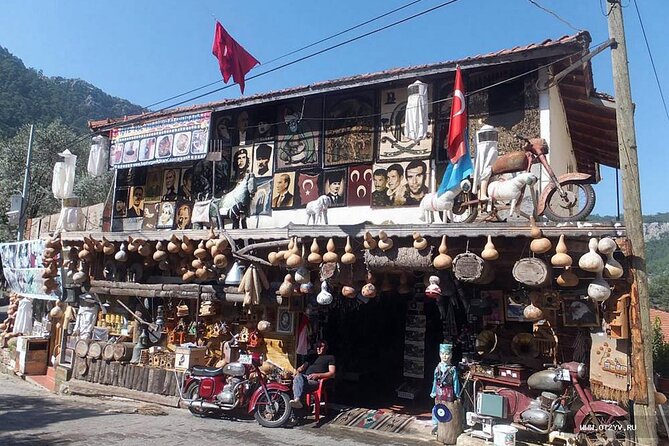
[275,99,321,170]
[162,167,180,201]
[253,142,274,178]
[271,172,296,209]
[231,144,253,184]
[141,201,160,230]
[276,309,294,334]
[249,177,273,217]
[324,92,376,167]
[347,165,373,207]
[371,160,430,207]
[322,169,347,208]
[174,201,193,230]
[156,201,176,229]
[505,292,529,322]
[113,188,129,218]
[562,298,600,327]
[482,291,505,325]
[295,170,322,208]
[144,168,163,201]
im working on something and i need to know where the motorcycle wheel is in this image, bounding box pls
[543,181,595,222]
[578,413,629,446]
[184,382,207,417]
[445,191,478,223]
[254,390,292,428]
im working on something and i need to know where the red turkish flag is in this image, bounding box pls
[447,66,468,164]
[212,21,260,94]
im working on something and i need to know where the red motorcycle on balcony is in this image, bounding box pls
[182,340,292,428]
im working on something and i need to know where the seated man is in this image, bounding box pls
[290,340,335,409]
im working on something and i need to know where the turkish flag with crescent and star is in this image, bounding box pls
[212,21,260,94]
[297,172,321,208]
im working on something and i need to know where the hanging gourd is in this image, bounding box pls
[176,258,189,275]
[182,269,196,283]
[341,236,357,265]
[342,285,357,299]
[114,243,128,262]
[168,234,182,254]
[194,240,208,260]
[316,281,333,305]
[268,251,282,266]
[551,234,572,267]
[363,231,377,250]
[137,239,152,257]
[588,271,611,302]
[286,239,303,268]
[153,241,168,262]
[523,293,543,321]
[378,230,393,252]
[578,238,604,273]
[205,227,217,249]
[529,217,552,254]
[181,235,195,255]
[362,283,377,298]
[598,237,624,279]
[413,232,428,251]
[102,237,116,256]
[556,266,579,287]
[294,266,310,284]
[192,258,204,269]
[127,235,138,253]
[72,264,88,286]
[323,238,339,263]
[433,235,453,270]
[214,253,228,269]
[210,238,229,258]
[279,274,294,298]
[307,239,322,264]
[481,235,499,261]
[78,245,93,262]
[282,238,295,261]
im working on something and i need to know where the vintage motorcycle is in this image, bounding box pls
[489,362,628,445]
[182,342,292,428]
[450,135,596,223]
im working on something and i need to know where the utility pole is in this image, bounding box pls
[17,124,34,241]
[607,1,657,443]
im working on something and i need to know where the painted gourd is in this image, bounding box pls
[523,302,543,321]
[294,266,311,284]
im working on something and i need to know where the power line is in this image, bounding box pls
[146,0,426,109]
[632,0,669,122]
[526,0,582,32]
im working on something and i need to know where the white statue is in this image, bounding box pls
[419,179,470,223]
[487,172,537,218]
[306,195,333,225]
[472,125,499,200]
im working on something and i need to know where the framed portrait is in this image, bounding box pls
[110,142,124,166]
[179,167,194,201]
[275,99,321,170]
[322,169,347,208]
[296,170,322,208]
[156,134,174,159]
[173,131,192,157]
[144,168,163,201]
[233,110,251,146]
[271,172,296,209]
[378,84,433,162]
[191,129,207,155]
[563,298,600,327]
[249,177,273,217]
[371,160,430,208]
[61,348,74,369]
[127,186,145,218]
[139,137,156,162]
[174,201,193,230]
[156,201,176,229]
[505,291,529,322]
[253,142,274,178]
[324,92,375,166]
[162,168,180,201]
[113,187,129,218]
[231,144,253,184]
[141,201,160,230]
[482,290,505,325]
[212,113,233,147]
[122,140,140,164]
[250,106,275,142]
[347,165,373,207]
[276,309,294,334]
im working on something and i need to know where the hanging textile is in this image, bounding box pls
[296,313,310,356]
[403,80,428,141]
[13,297,33,335]
[52,149,77,199]
[589,333,629,404]
[87,135,109,177]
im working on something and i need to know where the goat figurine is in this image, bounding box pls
[419,179,470,223]
[306,195,333,225]
[487,172,538,218]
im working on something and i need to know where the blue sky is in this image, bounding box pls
[0,0,666,216]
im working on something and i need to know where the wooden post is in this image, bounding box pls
[607,1,657,443]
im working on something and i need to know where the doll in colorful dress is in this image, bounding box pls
[430,343,463,443]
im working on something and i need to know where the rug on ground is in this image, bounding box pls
[330,408,415,434]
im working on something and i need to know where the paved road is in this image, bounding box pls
[0,373,428,446]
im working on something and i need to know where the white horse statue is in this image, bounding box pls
[306,195,333,225]
[487,172,537,218]
[211,173,256,229]
[419,179,470,223]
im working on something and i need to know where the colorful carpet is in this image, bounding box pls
[330,408,415,434]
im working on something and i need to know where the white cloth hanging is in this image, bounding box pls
[56,206,80,231]
[404,80,428,141]
[73,304,98,340]
[472,125,499,194]
[87,135,109,177]
[52,149,77,199]
[13,297,33,335]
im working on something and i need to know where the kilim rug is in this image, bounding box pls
[330,408,415,434]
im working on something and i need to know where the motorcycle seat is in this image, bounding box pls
[191,366,225,377]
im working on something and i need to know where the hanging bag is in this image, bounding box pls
[192,199,212,224]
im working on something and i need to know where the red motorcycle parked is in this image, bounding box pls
[182,352,293,428]
[492,362,628,445]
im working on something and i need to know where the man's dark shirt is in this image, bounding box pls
[372,189,391,207]
[305,354,336,375]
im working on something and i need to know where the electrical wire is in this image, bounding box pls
[526,0,582,32]
[632,0,669,123]
[145,0,426,109]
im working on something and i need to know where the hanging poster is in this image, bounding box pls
[378,85,433,161]
[156,201,176,229]
[162,168,180,201]
[175,201,193,230]
[271,172,296,209]
[371,160,430,207]
[249,177,272,217]
[231,145,253,184]
[275,99,321,170]
[296,171,322,208]
[347,165,373,207]
[0,240,59,300]
[142,201,160,230]
[253,142,274,178]
[324,92,375,166]
[113,187,129,218]
[109,111,211,169]
[322,169,347,208]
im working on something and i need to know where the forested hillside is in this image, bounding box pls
[0,45,144,241]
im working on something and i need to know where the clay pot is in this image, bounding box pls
[413,232,428,251]
[323,238,338,263]
[340,236,356,265]
[363,231,377,250]
[433,235,453,270]
[481,235,499,261]
[579,238,604,273]
[378,231,393,252]
[307,239,322,264]
[551,235,573,267]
